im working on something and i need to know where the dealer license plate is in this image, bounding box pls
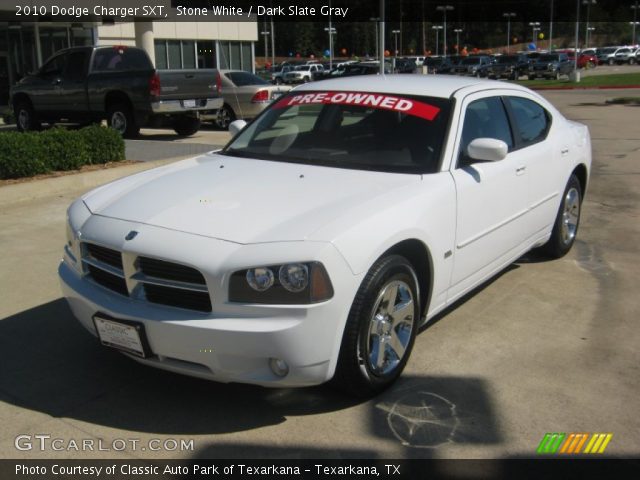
[93,315,148,358]
[183,99,197,108]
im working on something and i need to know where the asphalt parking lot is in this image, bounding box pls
[0,88,638,460]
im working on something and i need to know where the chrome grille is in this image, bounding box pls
[80,243,211,312]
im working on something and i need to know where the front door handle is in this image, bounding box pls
[561,147,570,156]
[516,165,526,176]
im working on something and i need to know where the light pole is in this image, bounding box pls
[586,27,595,48]
[583,0,596,51]
[260,28,270,67]
[529,22,541,46]
[432,25,443,56]
[324,24,336,70]
[454,28,463,54]
[549,0,555,52]
[632,1,639,45]
[573,0,581,78]
[379,0,385,74]
[370,17,380,59]
[436,5,454,58]
[503,12,516,53]
[392,29,400,57]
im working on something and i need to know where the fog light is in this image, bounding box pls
[269,358,289,377]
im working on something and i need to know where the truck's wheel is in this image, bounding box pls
[14,101,41,132]
[275,78,283,85]
[215,105,235,130]
[107,103,139,138]
[173,116,201,136]
[332,255,419,397]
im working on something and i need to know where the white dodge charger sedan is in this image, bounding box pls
[59,75,591,396]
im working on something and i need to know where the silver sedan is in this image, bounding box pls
[202,70,291,130]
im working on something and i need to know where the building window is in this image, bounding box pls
[218,41,253,71]
[182,41,195,68]
[167,40,181,69]
[198,41,216,68]
[154,41,167,69]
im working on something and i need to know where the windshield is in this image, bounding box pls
[222,91,451,174]
[601,48,616,54]
[539,54,559,61]
[461,58,480,65]
[295,66,311,71]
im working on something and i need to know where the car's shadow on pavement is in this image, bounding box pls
[1,299,502,448]
[0,299,362,434]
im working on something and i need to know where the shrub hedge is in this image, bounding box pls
[0,126,125,180]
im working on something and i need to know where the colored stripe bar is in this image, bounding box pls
[597,434,613,454]
[583,434,598,454]
[549,433,566,453]
[537,433,555,454]
[574,433,589,453]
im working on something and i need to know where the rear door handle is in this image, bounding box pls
[516,166,526,175]
[561,147,570,156]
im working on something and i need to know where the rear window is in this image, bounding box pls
[227,71,268,86]
[91,47,153,72]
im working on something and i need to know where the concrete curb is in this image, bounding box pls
[0,158,180,206]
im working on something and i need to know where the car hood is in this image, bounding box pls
[82,153,420,244]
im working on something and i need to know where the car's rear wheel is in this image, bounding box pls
[107,103,139,138]
[173,116,201,136]
[608,58,615,65]
[14,100,41,132]
[332,255,419,397]
[630,57,636,65]
[543,174,582,258]
[215,105,235,130]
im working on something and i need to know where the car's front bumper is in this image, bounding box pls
[58,217,360,388]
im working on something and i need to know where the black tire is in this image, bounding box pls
[14,100,41,132]
[173,116,201,136]
[543,174,582,258]
[608,58,614,66]
[275,77,283,85]
[332,255,420,397]
[629,58,636,65]
[214,105,235,130]
[107,102,139,138]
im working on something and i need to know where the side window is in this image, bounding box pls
[506,97,550,146]
[63,52,87,82]
[458,96,514,164]
[40,55,65,78]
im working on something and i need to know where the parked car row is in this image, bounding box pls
[594,46,639,65]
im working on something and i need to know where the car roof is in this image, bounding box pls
[293,74,526,99]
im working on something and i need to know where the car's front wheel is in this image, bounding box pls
[543,174,582,258]
[332,255,419,397]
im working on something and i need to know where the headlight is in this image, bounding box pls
[246,267,275,291]
[229,262,333,304]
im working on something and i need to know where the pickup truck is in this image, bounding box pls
[9,45,223,137]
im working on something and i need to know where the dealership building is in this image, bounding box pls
[0,1,258,108]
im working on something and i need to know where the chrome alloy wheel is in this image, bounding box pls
[561,187,580,245]
[364,280,415,376]
[110,111,127,134]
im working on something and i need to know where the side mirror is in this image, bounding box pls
[228,119,247,136]
[467,138,508,162]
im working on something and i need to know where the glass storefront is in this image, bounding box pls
[155,39,254,72]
